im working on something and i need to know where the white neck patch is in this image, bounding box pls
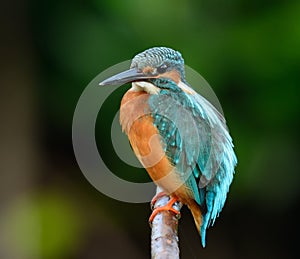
[177,81,195,94]
[131,81,160,95]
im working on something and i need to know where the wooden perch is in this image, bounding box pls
[150,187,183,259]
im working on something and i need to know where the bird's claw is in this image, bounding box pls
[149,195,181,225]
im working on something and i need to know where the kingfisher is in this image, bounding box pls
[100,47,237,247]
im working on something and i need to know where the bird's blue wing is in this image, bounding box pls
[149,80,237,247]
[191,92,237,246]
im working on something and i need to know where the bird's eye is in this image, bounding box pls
[157,64,168,74]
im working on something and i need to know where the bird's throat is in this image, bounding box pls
[131,81,160,95]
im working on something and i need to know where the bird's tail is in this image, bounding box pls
[187,200,206,247]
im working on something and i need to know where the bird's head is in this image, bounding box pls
[130,47,185,82]
[100,47,186,93]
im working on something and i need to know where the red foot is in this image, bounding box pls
[149,193,181,223]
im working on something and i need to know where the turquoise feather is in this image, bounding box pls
[149,77,237,247]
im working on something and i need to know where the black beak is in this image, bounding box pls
[99,68,155,86]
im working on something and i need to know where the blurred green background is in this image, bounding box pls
[1,0,299,258]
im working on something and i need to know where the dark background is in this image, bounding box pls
[1,0,299,258]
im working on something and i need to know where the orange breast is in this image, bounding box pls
[119,89,194,202]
